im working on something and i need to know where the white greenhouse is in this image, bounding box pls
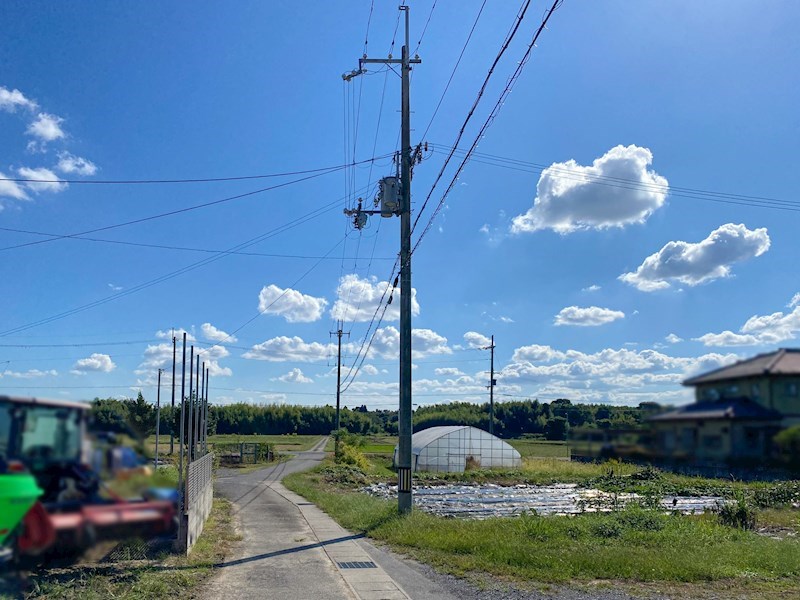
[393,425,522,473]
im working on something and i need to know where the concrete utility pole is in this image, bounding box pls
[485,335,496,435]
[343,5,421,514]
[332,322,350,456]
[170,335,176,454]
[155,368,162,468]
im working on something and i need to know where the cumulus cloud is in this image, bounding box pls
[243,336,337,362]
[156,328,195,342]
[367,327,452,359]
[501,343,738,404]
[276,368,313,384]
[0,86,37,112]
[463,331,491,349]
[695,293,800,347]
[56,152,97,176]
[71,353,116,374]
[510,145,668,234]
[434,367,464,377]
[582,285,601,292]
[329,274,420,322]
[554,306,625,327]
[17,167,67,194]
[0,171,29,201]
[201,322,237,343]
[619,223,770,292]
[361,364,379,376]
[665,333,683,344]
[0,368,57,379]
[26,112,65,142]
[258,284,327,323]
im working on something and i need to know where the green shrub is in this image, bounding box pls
[717,491,757,530]
[336,442,370,471]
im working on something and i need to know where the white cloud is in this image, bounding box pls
[197,345,232,377]
[665,333,683,344]
[258,284,327,323]
[582,285,601,292]
[789,293,800,309]
[434,367,464,376]
[498,316,515,323]
[366,327,452,359]
[329,274,420,323]
[71,353,116,375]
[26,112,65,142]
[695,293,800,347]
[0,369,57,379]
[0,86,37,112]
[463,331,491,349]
[0,171,29,201]
[554,306,625,327]
[277,368,313,384]
[201,322,237,343]
[108,283,123,291]
[17,167,68,194]
[501,343,738,405]
[361,364,379,376]
[510,145,668,234]
[156,328,195,342]
[56,152,97,176]
[620,223,770,292]
[243,336,337,362]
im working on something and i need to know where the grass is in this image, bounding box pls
[507,439,571,459]
[324,435,397,454]
[12,497,239,600]
[283,457,800,596]
[145,433,323,455]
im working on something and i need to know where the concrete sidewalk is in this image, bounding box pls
[204,440,457,600]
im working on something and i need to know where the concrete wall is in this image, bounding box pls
[178,452,214,554]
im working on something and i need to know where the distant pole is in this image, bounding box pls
[489,335,495,435]
[155,368,162,468]
[177,332,187,546]
[188,345,195,462]
[204,368,210,453]
[200,360,206,455]
[170,335,176,454]
[332,321,349,456]
[195,354,201,459]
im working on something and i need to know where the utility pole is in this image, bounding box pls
[170,335,176,454]
[485,335,496,435]
[155,368,162,468]
[344,5,421,514]
[331,321,350,457]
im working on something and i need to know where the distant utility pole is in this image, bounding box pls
[343,5,421,515]
[331,321,350,456]
[155,368,162,468]
[170,335,176,454]
[483,335,496,435]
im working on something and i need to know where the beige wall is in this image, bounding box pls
[653,419,773,462]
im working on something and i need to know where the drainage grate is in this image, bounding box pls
[337,561,377,569]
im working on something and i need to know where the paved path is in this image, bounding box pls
[203,437,459,600]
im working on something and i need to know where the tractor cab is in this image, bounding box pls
[0,396,98,505]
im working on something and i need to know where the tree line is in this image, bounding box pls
[90,395,660,441]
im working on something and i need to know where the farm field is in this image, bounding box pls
[145,433,324,457]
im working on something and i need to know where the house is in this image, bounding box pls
[649,348,800,464]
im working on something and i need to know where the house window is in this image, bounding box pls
[750,384,760,398]
[744,427,760,450]
[785,383,798,397]
[703,388,720,401]
[726,385,739,396]
[702,435,722,449]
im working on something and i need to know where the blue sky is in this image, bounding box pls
[1,1,799,410]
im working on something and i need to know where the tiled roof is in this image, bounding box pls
[683,348,800,386]
[648,397,782,423]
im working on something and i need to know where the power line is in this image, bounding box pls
[420,0,487,140]
[412,0,564,253]
[0,157,388,185]
[0,154,393,253]
[0,224,394,260]
[430,145,800,212]
[412,0,533,236]
[0,194,355,337]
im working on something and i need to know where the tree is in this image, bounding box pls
[124,392,157,440]
[544,416,569,441]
